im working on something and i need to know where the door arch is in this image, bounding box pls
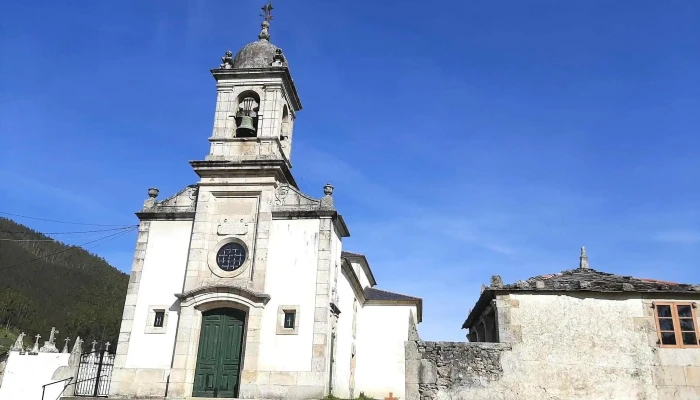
[192,308,246,398]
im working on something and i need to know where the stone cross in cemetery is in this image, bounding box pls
[40,327,60,353]
[63,337,71,353]
[31,334,41,354]
[91,340,98,352]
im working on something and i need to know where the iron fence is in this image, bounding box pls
[74,350,115,397]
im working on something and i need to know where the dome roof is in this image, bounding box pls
[229,18,288,70]
[232,39,286,69]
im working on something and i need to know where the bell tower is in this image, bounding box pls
[206,2,302,165]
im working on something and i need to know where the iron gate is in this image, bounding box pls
[75,350,115,397]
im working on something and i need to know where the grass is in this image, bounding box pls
[0,328,17,354]
[324,392,378,400]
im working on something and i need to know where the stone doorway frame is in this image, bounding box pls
[168,285,270,398]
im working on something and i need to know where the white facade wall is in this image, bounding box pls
[351,261,371,289]
[0,352,70,400]
[125,220,192,369]
[355,304,416,400]
[259,219,320,371]
[333,273,357,398]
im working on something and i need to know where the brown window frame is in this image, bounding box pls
[653,302,700,349]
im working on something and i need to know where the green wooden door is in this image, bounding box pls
[193,308,246,398]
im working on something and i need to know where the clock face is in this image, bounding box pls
[216,242,247,271]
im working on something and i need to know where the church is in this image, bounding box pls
[110,3,421,399]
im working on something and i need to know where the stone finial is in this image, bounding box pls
[144,187,159,209]
[579,246,589,269]
[10,332,26,351]
[220,50,234,69]
[271,48,286,66]
[320,183,335,210]
[91,340,98,352]
[490,275,504,288]
[323,183,334,196]
[105,342,111,352]
[62,337,70,353]
[258,20,271,41]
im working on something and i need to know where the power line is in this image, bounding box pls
[0,226,138,235]
[0,226,138,272]
[0,212,134,227]
[0,238,58,242]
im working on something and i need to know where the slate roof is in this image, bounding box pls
[341,251,364,258]
[364,287,422,302]
[463,267,700,330]
[364,287,423,323]
[499,267,700,294]
[341,251,377,287]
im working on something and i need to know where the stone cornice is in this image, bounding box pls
[190,160,299,189]
[210,67,302,112]
[135,211,195,221]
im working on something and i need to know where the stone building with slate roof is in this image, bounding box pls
[405,247,700,400]
[109,4,421,399]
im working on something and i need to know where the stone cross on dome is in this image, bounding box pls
[261,1,273,22]
[258,1,274,41]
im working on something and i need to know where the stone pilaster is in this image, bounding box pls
[109,221,151,396]
[310,216,334,395]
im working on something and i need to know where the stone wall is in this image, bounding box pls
[404,341,511,400]
[407,293,700,400]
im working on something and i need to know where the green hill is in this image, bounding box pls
[0,217,129,349]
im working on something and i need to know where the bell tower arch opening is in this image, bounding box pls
[235,91,260,138]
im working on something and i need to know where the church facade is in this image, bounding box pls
[110,5,421,400]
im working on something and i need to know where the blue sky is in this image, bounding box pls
[1,0,699,341]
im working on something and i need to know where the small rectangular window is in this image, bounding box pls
[154,311,165,328]
[283,310,296,329]
[654,302,700,348]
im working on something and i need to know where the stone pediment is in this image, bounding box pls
[273,184,320,210]
[273,183,335,211]
[176,284,271,309]
[137,185,198,220]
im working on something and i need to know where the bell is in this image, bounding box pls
[237,116,256,137]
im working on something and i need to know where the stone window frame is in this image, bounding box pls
[145,305,169,334]
[276,305,300,335]
[208,236,251,279]
[653,302,700,348]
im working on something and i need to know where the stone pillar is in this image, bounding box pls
[308,216,334,396]
[109,220,151,397]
